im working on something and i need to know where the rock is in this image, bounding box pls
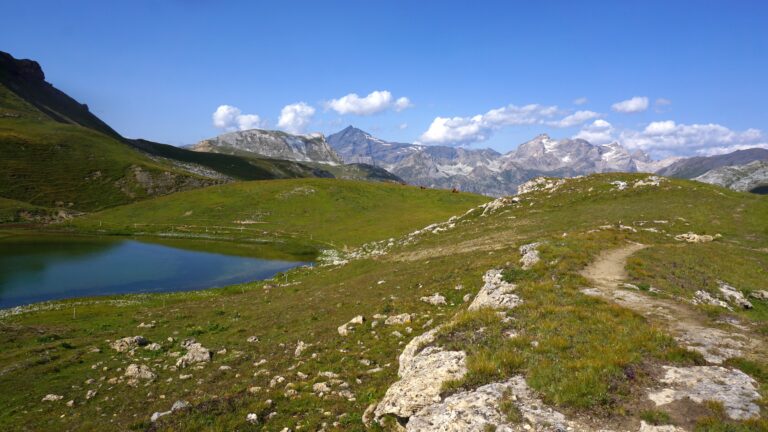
[144,343,162,351]
[751,290,768,301]
[674,232,720,243]
[420,293,447,306]
[338,315,365,336]
[66,400,74,407]
[110,336,148,352]
[137,321,155,328]
[375,346,466,420]
[647,366,760,420]
[124,364,156,381]
[246,413,259,424]
[519,242,541,269]
[219,365,231,371]
[295,340,310,357]
[692,290,732,310]
[85,389,97,400]
[362,403,377,428]
[462,293,472,302]
[151,411,169,422]
[179,374,192,380]
[469,269,522,311]
[611,180,628,191]
[385,313,411,326]
[269,376,285,388]
[41,394,63,402]
[407,376,568,432]
[718,281,753,309]
[639,421,686,432]
[176,340,212,368]
[247,335,259,343]
[313,382,331,394]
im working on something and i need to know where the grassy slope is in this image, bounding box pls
[65,178,487,248]
[0,174,766,431]
[0,84,217,212]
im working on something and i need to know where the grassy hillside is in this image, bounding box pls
[0,174,766,431]
[66,178,488,248]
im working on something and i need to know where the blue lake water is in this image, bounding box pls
[0,236,309,308]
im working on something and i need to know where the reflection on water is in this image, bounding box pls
[0,235,309,308]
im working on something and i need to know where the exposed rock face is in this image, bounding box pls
[694,160,768,193]
[385,313,412,326]
[658,148,768,179]
[469,270,522,311]
[407,377,570,432]
[327,127,672,197]
[648,366,761,420]
[192,129,343,165]
[674,232,719,243]
[374,344,467,419]
[338,315,365,336]
[420,293,447,306]
[718,281,753,309]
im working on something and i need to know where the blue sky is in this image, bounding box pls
[3,1,767,157]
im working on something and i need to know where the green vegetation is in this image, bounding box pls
[65,178,488,248]
[0,174,766,431]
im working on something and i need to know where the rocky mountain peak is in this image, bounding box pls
[0,51,45,82]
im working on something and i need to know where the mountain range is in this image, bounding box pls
[325,126,681,195]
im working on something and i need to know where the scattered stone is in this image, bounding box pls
[462,293,472,302]
[313,382,331,394]
[385,313,411,326]
[144,343,162,351]
[469,269,522,311]
[519,242,541,269]
[362,403,377,428]
[110,336,148,352]
[246,336,259,343]
[42,394,63,402]
[647,366,760,420]
[751,290,768,301]
[718,281,753,309]
[179,374,192,380]
[85,389,97,400]
[693,290,731,310]
[611,180,628,191]
[392,331,403,338]
[639,421,686,431]
[269,376,285,388]
[172,400,190,411]
[634,176,664,188]
[674,232,720,243]
[66,400,74,407]
[246,413,259,424]
[124,364,156,381]
[420,293,447,306]
[219,365,231,371]
[176,340,212,368]
[137,321,155,329]
[337,315,365,336]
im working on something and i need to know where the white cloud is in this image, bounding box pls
[277,102,315,134]
[573,119,768,156]
[326,90,412,115]
[611,96,649,113]
[573,119,615,145]
[655,98,672,106]
[419,103,558,145]
[212,105,266,131]
[573,97,588,105]
[394,96,412,112]
[399,123,408,130]
[548,110,600,128]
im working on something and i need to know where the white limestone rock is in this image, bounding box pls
[469,270,522,311]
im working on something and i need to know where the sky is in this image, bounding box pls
[2,0,767,158]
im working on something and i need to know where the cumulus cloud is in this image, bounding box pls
[573,97,588,105]
[611,96,649,113]
[212,105,266,131]
[573,119,615,145]
[548,110,600,128]
[573,119,768,156]
[326,90,412,115]
[277,102,315,134]
[419,103,559,145]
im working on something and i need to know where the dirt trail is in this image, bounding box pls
[581,243,766,364]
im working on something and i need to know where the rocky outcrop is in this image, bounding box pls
[674,232,720,243]
[647,366,761,420]
[469,270,522,311]
[338,315,365,336]
[519,243,541,269]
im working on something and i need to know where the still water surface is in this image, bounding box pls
[0,235,309,308]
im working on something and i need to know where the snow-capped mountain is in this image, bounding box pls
[191,129,343,165]
[327,126,674,196]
